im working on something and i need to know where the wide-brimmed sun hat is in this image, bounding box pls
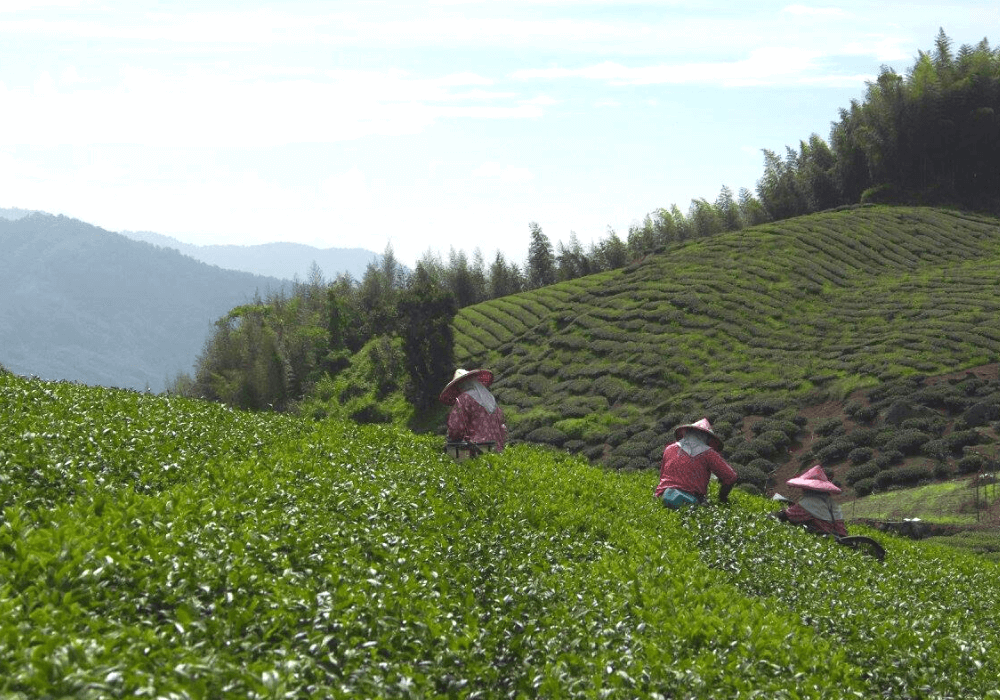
[786,465,842,494]
[674,417,723,451]
[438,368,495,405]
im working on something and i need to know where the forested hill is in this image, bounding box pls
[452,205,1000,478]
[0,213,285,392]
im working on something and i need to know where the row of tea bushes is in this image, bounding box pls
[453,207,1000,480]
[3,372,1000,697]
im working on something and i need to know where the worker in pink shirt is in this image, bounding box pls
[654,418,738,508]
[773,465,848,537]
[439,368,507,455]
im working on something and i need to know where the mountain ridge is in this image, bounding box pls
[119,229,381,281]
[0,212,287,392]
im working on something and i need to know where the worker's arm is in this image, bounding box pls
[718,481,734,504]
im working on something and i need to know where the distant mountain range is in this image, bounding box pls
[0,207,386,392]
[0,207,381,282]
[118,229,380,282]
[0,212,289,392]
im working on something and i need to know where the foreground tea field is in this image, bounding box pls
[2,372,1000,698]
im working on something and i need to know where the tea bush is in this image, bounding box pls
[892,464,932,485]
[6,371,1000,698]
[958,452,984,474]
[815,437,855,464]
[525,426,568,446]
[853,477,876,496]
[845,462,879,485]
[852,404,880,423]
[946,428,987,452]
[875,469,896,489]
[814,417,844,437]
[922,438,950,460]
[848,447,874,465]
[882,429,932,456]
[733,463,767,491]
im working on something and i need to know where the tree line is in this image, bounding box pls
[414,31,1000,309]
[174,29,1000,414]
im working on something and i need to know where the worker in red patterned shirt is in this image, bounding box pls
[773,465,848,537]
[439,368,507,453]
[654,418,738,509]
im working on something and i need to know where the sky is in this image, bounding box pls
[1,1,995,270]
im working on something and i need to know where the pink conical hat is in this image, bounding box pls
[674,417,723,450]
[438,368,494,405]
[786,465,842,494]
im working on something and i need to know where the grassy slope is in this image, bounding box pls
[3,371,1000,697]
[452,205,1000,472]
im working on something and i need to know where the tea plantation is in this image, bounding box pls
[453,206,1000,478]
[3,370,1000,698]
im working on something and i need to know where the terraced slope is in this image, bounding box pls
[452,206,1000,471]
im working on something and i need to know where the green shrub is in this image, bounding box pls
[874,450,904,468]
[561,403,591,419]
[852,405,879,423]
[893,464,931,485]
[592,375,629,403]
[349,401,392,424]
[815,438,854,464]
[883,429,931,456]
[526,426,568,446]
[848,427,879,447]
[914,385,969,413]
[814,417,844,437]
[947,429,986,452]
[845,462,878,485]
[900,416,947,433]
[844,399,864,417]
[874,470,895,489]
[958,452,984,474]
[848,447,874,465]
[760,429,791,450]
[853,477,876,496]
[612,440,651,459]
[921,438,950,460]
[734,463,767,491]
[747,458,777,474]
[747,435,779,459]
[728,444,762,464]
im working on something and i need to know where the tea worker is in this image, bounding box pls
[654,418,737,508]
[773,465,848,537]
[439,368,507,452]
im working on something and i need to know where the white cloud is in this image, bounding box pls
[0,0,84,12]
[0,65,545,148]
[844,35,912,62]
[519,94,559,106]
[511,46,876,88]
[782,4,848,18]
[472,162,535,183]
[59,65,83,85]
[433,71,495,87]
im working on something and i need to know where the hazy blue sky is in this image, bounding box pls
[1,1,994,268]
